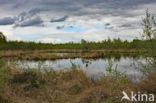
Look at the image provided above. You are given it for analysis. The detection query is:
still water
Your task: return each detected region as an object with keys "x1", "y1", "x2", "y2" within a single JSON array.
[{"x1": 7, "y1": 54, "x2": 145, "y2": 82}]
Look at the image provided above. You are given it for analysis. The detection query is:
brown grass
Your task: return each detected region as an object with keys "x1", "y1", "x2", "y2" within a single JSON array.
[
  {"x1": 0, "y1": 49, "x2": 141, "y2": 60},
  {"x1": 0, "y1": 67, "x2": 155, "y2": 103}
]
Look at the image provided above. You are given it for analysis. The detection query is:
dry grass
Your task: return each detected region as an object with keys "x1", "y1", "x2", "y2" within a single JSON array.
[
  {"x1": 0, "y1": 67, "x2": 155, "y2": 103},
  {"x1": 138, "y1": 72, "x2": 156, "y2": 94},
  {"x1": 0, "y1": 49, "x2": 141, "y2": 60}
]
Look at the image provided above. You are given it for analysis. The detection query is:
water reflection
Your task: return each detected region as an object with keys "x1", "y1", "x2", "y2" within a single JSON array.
[{"x1": 7, "y1": 54, "x2": 145, "y2": 83}]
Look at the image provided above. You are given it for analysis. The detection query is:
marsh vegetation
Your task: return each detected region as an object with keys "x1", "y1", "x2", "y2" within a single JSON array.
[{"x1": 0, "y1": 10, "x2": 156, "y2": 103}]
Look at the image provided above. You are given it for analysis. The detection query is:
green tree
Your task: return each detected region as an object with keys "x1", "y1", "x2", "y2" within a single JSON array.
[
  {"x1": 141, "y1": 9, "x2": 156, "y2": 73},
  {"x1": 142, "y1": 9, "x2": 156, "y2": 57},
  {"x1": 81, "y1": 39, "x2": 87, "y2": 44},
  {"x1": 0, "y1": 32, "x2": 7, "y2": 43}
]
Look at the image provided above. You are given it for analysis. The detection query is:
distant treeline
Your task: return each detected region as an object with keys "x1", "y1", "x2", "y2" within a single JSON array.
[{"x1": 0, "y1": 32, "x2": 156, "y2": 50}]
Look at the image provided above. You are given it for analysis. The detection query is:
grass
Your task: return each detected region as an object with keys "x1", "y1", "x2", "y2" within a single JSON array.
[
  {"x1": 0, "y1": 49, "x2": 141, "y2": 61},
  {"x1": 0, "y1": 66, "x2": 156, "y2": 103}
]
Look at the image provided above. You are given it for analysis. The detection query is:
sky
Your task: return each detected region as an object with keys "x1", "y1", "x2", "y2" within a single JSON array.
[{"x1": 0, "y1": 0, "x2": 156, "y2": 43}]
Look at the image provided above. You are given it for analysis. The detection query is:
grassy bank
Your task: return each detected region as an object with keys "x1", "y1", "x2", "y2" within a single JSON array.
[
  {"x1": 0, "y1": 49, "x2": 142, "y2": 60},
  {"x1": 0, "y1": 67, "x2": 156, "y2": 103}
]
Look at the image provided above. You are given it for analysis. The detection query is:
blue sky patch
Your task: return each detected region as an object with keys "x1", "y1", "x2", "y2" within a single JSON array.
[{"x1": 63, "y1": 27, "x2": 86, "y2": 33}]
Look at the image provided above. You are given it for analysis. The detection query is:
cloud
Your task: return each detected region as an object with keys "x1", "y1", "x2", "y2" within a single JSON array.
[
  {"x1": 51, "y1": 16, "x2": 68, "y2": 23},
  {"x1": 119, "y1": 24, "x2": 133, "y2": 29},
  {"x1": 0, "y1": 17, "x2": 15, "y2": 25},
  {"x1": 1, "y1": 0, "x2": 156, "y2": 18},
  {"x1": 105, "y1": 23, "x2": 111, "y2": 26},
  {"x1": 15, "y1": 16, "x2": 43, "y2": 27},
  {"x1": 28, "y1": 8, "x2": 41, "y2": 16},
  {"x1": 0, "y1": 0, "x2": 156, "y2": 43},
  {"x1": 38, "y1": 37, "x2": 62, "y2": 43},
  {"x1": 0, "y1": 25, "x2": 23, "y2": 41},
  {"x1": 0, "y1": 8, "x2": 44, "y2": 27},
  {"x1": 56, "y1": 25, "x2": 65, "y2": 29}
]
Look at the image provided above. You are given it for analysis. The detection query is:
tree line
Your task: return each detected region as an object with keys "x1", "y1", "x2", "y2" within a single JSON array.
[{"x1": 0, "y1": 32, "x2": 155, "y2": 50}]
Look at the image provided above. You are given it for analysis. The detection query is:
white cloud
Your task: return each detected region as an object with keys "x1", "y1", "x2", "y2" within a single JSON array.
[
  {"x1": 0, "y1": 25, "x2": 23, "y2": 41},
  {"x1": 38, "y1": 37, "x2": 62, "y2": 43}
]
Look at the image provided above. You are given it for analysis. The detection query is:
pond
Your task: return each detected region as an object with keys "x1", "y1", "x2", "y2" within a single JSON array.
[{"x1": 7, "y1": 54, "x2": 146, "y2": 83}]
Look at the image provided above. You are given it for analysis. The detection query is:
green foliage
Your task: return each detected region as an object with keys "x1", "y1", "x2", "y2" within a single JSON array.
[
  {"x1": 70, "y1": 60, "x2": 80, "y2": 70},
  {"x1": 0, "y1": 32, "x2": 6, "y2": 43},
  {"x1": 106, "y1": 60, "x2": 128, "y2": 82},
  {"x1": 81, "y1": 39, "x2": 87, "y2": 44},
  {"x1": 142, "y1": 9, "x2": 156, "y2": 40},
  {"x1": 138, "y1": 9, "x2": 156, "y2": 74},
  {"x1": 106, "y1": 60, "x2": 113, "y2": 73},
  {"x1": 142, "y1": 9, "x2": 156, "y2": 58},
  {"x1": 0, "y1": 32, "x2": 155, "y2": 50},
  {"x1": 71, "y1": 62, "x2": 77, "y2": 70}
]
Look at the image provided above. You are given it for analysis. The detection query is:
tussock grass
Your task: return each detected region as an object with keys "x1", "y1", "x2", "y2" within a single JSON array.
[{"x1": 0, "y1": 67, "x2": 155, "y2": 103}]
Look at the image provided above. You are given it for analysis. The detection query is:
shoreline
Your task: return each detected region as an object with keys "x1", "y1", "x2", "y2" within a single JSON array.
[{"x1": 0, "y1": 49, "x2": 143, "y2": 60}]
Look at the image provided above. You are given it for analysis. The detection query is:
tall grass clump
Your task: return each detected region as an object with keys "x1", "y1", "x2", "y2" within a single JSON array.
[{"x1": 106, "y1": 60, "x2": 128, "y2": 82}]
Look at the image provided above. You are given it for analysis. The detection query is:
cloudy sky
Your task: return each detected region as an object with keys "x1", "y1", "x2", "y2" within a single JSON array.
[{"x1": 0, "y1": 0, "x2": 156, "y2": 43}]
